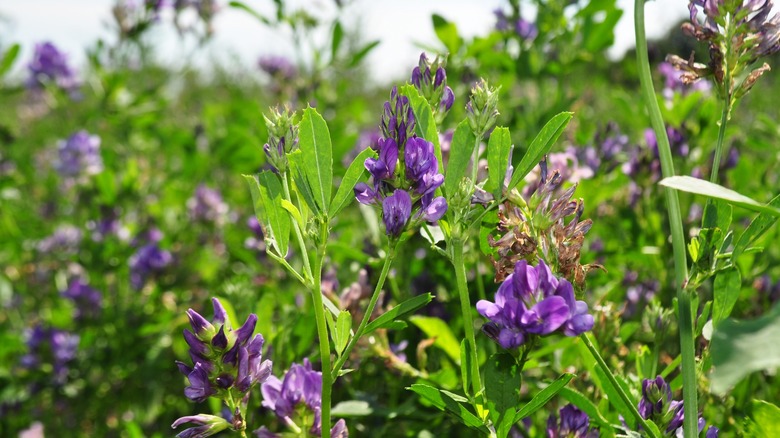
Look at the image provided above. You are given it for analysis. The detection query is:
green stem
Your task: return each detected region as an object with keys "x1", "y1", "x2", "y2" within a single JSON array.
[
  {"x1": 331, "y1": 244, "x2": 397, "y2": 380},
  {"x1": 634, "y1": 3, "x2": 698, "y2": 437},
  {"x1": 709, "y1": 98, "x2": 730, "y2": 183},
  {"x1": 452, "y1": 238, "x2": 484, "y2": 401},
  {"x1": 281, "y1": 172, "x2": 331, "y2": 432},
  {"x1": 580, "y1": 334, "x2": 660, "y2": 438},
  {"x1": 470, "y1": 133, "x2": 482, "y2": 189}
]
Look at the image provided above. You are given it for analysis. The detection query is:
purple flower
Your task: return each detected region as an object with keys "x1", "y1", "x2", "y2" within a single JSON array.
[
  {"x1": 382, "y1": 190, "x2": 412, "y2": 237},
  {"x1": 638, "y1": 376, "x2": 716, "y2": 436},
  {"x1": 258, "y1": 56, "x2": 298, "y2": 81},
  {"x1": 61, "y1": 278, "x2": 102, "y2": 319},
  {"x1": 547, "y1": 404, "x2": 599, "y2": 437},
  {"x1": 26, "y1": 42, "x2": 79, "y2": 93},
  {"x1": 187, "y1": 184, "x2": 229, "y2": 224},
  {"x1": 129, "y1": 242, "x2": 172, "y2": 290},
  {"x1": 37, "y1": 225, "x2": 82, "y2": 254},
  {"x1": 365, "y1": 137, "x2": 398, "y2": 182},
  {"x1": 380, "y1": 87, "x2": 415, "y2": 148},
  {"x1": 259, "y1": 359, "x2": 348, "y2": 437},
  {"x1": 404, "y1": 137, "x2": 443, "y2": 195},
  {"x1": 178, "y1": 298, "x2": 271, "y2": 403},
  {"x1": 171, "y1": 414, "x2": 230, "y2": 438},
  {"x1": 515, "y1": 18, "x2": 538, "y2": 41},
  {"x1": 476, "y1": 260, "x2": 594, "y2": 349},
  {"x1": 494, "y1": 9, "x2": 510, "y2": 31},
  {"x1": 56, "y1": 131, "x2": 103, "y2": 178},
  {"x1": 419, "y1": 195, "x2": 447, "y2": 222},
  {"x1": 410, "y1": 53, "x2": 454, "y2": 120}
]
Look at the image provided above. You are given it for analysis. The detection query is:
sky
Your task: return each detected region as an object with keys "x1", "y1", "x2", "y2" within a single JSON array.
[{"x1": 1, "y1": 0, "x2": 689, "y2": 83}]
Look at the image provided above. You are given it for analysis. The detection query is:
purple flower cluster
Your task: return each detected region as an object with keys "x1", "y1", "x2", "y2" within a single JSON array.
[
  {"x1": 26, "y1": 42, "x2": 79, "y2": 93},
  {"x1": 258, "y1": 56, "x2": 298, "y2": 81},
  {"x1": 257, "y1": 359, "x2": 348, "y2": 438},
  {"x1": 187, "y1": 184, "x2": 229, "y2": 224},
  {"x1": 410, "y1": 53, "x2": 454, "y2": 119},
  {"x1": 173, "y1": 298, "x2": 272, "y2": 437},
  {"x1": 20, "y1": 325, "x2": 79, "y2": 385},
  {"x1": 129, "y1": 230, "x2": 172, "y2": 290},
  {"x1": 476, "y1": 260, "x2": 594, "y2": 349},
  {"x1": 36, "y1": 225, "x2": 82, "y2": 255},
  {"x1": 547, "y1": 404, "x2": 599, "y2": 437},
  {"x1": 354, "y1": 87, "x2": 447, "y2": 238},
  {"x1": 639, "y1": 376, "x2": 719, "y2": 437},
  {"x1": 176, "y1": 298, "x2": 271, "y2": 402},
  {"x1": 61, "y1": 278, "x2": 102, "y2": 319},
  {"x1": 494, "y1": 9, "x2": 538, "y2": 41},
  {"x1": 56, "y1": 131, "x2": 103, "y2": 179}
]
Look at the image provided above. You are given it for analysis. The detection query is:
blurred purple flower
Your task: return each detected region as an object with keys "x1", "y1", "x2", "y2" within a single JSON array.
[
  {"x1": 21, "y1": 325, "x2": 79, "y2": 385},
  {"x1": 61, "y1": 278, "x2": 102, "y2": 319},
  {"x1": 56, "y1": 131, "x2": 103, "y2": 178},
  {"x1": 129, "y1": 241, "x2": 172, "y2": 290},
  {"x1": 37, "y1": 225, "x2": 82, "y2": 254},
  {"x1": 515, "y1": 18, "x2": 538, "y2": 41},
  {"x1": 258, "y1": 56, "x2": 298, "y2": 81},
  {"x1": 547, "y1": 404, "x2": 599, "y2": 437},
  {"x1": 26, "y1": 42, "x2": 80, "y2": 93},
  {"x1": 622, "y1": 271, "x2": 659, "y2": 318},
  {"x1": 187, "y1": 184, "x2": 229, "y2": 224}
]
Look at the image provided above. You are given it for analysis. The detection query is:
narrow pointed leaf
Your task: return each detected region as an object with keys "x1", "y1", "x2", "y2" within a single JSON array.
[
  {"x1": 365, "y1": 293, "x2": 433, "y2": 334},
  {"x1": 486, "y1": 126, "x2": 512, "y2": 194},
  {"x1": 507, "y1": 112, "x2": 573, "y2": 192},
  {"x1": 335, "y1": 310, "x2": 351, "y2": 356},
  {"x1": 298, "y1": 107, "x2": 333, "y2": 215},
  {"x1": 330, "y1": 147, "x2": 376, "y2": 217},
  {"x1": 288, "y1": 150, "x2": 319, "y2": 215},
  {"x1": 713, "y1": 268, "x2": 741, "y2": 327},
  {"x1": 733, "y1": 193, "x2": 780, "y2": 261},
  {"x1": 444, "y1": 120, "x2": 476, "y2": 197},
  {"x1": 659, "y1": 176, "x2": 780, "y2": 217},
  {"x1": 243, "y1": 173, "x2": 290, "y2": 256},
  {"x1": 408, "y1": 384, "x2": 488, "y2": 431},
  {"x1": 512, "y1": 374, "x2": 574, "y2": 423},
  {"x1": 0, "y1": 43, "x2": 21, "y2": 77}
]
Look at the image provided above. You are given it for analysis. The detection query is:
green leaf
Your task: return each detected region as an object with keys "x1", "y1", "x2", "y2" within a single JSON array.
[
  {"x1": 484, "y1": 353, "x2": 522, "y2": 426},
  {"x1": 409, "y1": 315, "x2": 461, "y2": 364},
  {"x1": 349, "y1": 40, "x2": 380, "y2": 67},
  {"x1": 558, "y1": 387, "x2": 611, "y2": 428},
  {"x1": 335, "y1": 310, "x2": 352, "y2": 356},
  {"x1": 407, "y1": 384, "x2": 487, "y2": 431},
  {"x1": 745, "y1": 400, "x2": 780, "y2": 437},
  {"x1": 280, "y1": 199, "x2": 304, "y2": 230},
  {"x1": 712, "y1": 268, "x2": 741, "y2": 327},
  {"x1": 659, "y1": 176, "x2": 780, "y2": 217},
  {"x1": 331, "y1": 21, "x2": 344, "y2": 61},
  {"x1": 486, "y1": 127, "x2": 512, "y2": 194},
  {"x1": 330, "y1": 147, "x2": 376, "y2": 217},
  {"x1": 366, "y1": 293, "x2": 433, "y2": 334},
  {"x1": 711, "y1": 303, "x2": 780, "y2": 395},
  {"x1": 229, "y1": 1, "x2": 271, "y2": 24},
  {"x1": 400, "y1": 85, "x2": 443, "y2": 174},
  {"x1": 431, "y1": 14, "x2": 462, "y2": 53},
  {"x1": 0, "y1": 43, "x2": 21, "y2": 77},
  {"x1": 444, "y1": 120, "x2": 476, "y2": 197},
  {"x1": 298, "y1": 107, "x2": 333, "y2": 215},
  {"x1": 288, "y1": 150, "x2": 319, "y2": 215},
  {"x1": 733, "y1": 194, "x2": 780, "y2": 261},
  {"x1": 243, "y1": 173, "x2": 290, "y2": 256},
  {"x1": 331, "y1": 400, "x2": 373, "y2": 417},
  {"x1": 507, "y1": 112, "x2": 573, "y2": 192},
  {"x1": 513, "y1": 374, "x2": 574, "y2": 423}
]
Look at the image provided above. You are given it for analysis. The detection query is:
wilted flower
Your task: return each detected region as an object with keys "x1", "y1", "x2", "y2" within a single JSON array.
[
  {"x1": 258, "y1": 359, "x2": 348, "y2": 437},
  {"x1": 55, "y1": 131, "x2": 103, "y2": 179},
  {"x1": 670, "y1": 0, "x2": 780, "y2": 99},
  {"x1": 476, "y1": 260, "x2": 594, "y2": 349},
  {"x1": 187, "y1": 184, "x2": 229, "y2": 225},
  {"x1": 26, "y1": 42, "x2": 79, "y2": 93},
  {"x1": 491, "y1": 160, "x2": 600, "y2": 289},
  {"x1": 547, "y1": 404, "x2": 599, "y2": 437}
]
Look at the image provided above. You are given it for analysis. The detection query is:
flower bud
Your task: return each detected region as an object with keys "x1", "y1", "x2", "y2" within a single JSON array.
[{"x1": 466, "y1": 79, "x2": 500, "y2": 137}]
